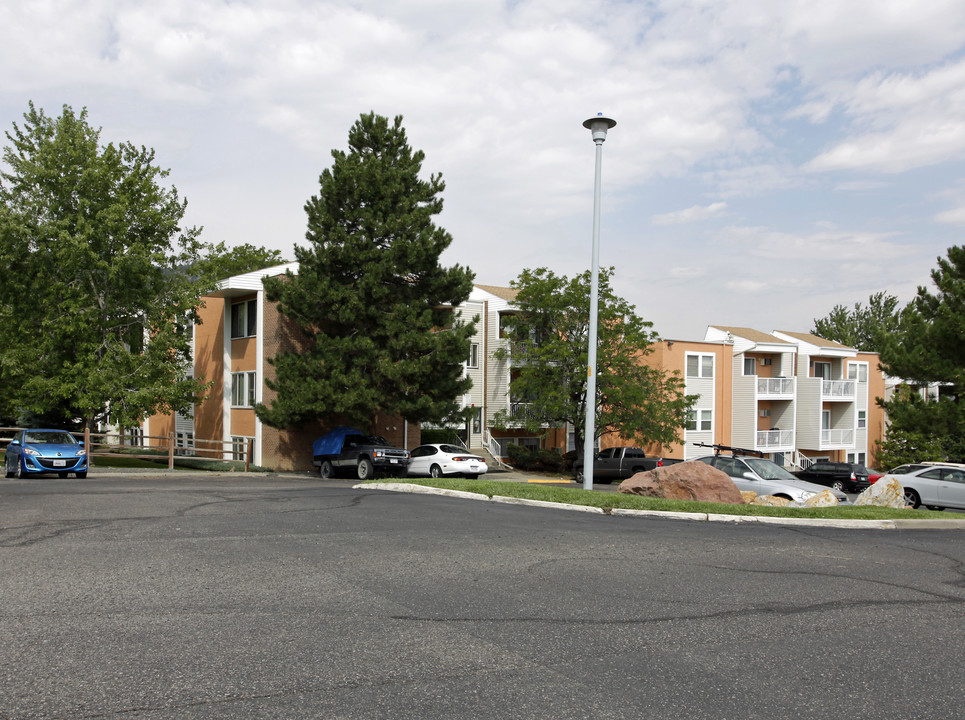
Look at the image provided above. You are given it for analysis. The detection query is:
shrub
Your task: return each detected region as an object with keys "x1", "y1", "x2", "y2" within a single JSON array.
[{"x1": 506, "y1": 444, "x2": 566, "y2": 473}]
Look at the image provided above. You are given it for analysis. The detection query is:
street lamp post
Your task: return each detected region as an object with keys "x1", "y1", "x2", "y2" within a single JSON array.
[{"x1": 581, "y1": 113, "x2": 616, "y2": 491}]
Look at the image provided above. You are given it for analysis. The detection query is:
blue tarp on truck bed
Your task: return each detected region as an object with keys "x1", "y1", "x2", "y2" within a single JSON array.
[{"x1": 312, "y1": 426, "x2": 362, "y2": 457}]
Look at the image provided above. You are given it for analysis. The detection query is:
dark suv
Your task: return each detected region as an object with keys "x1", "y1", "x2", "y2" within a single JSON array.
[{"x1": 792, "y1": 462, "x2": 870, "y2": 493}]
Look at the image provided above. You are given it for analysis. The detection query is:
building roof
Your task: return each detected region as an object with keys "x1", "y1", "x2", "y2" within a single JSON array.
[
  {"x1": 473, "y1": 284, "x2": 518, "y2": 301},
  {"x1": 774, "y1": 330, "x2": 854, "y2": 351},
  {"x1": 708, "y1": 326, "x2": 792, "y2": 345}
]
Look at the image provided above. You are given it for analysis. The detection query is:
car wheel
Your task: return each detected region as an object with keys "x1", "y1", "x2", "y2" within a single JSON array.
[
  {"x1": 75, "y1": 472, "x2": 87, "y2": 479},
  {"x1": 357, "y1": 457, "x2": 374, "y2": 481},
  {"x1": 319, "y1": 460, "x2": 334, "y2": 479},
  {"x1": 429, "y1": 464, "x2": 443, "y2": 478},
  {"x1": 831, "y1": 480, "x2": 845, "y2": 492},
  {"x1": 574, "y1": 468, "x2": 584, "y2": 483},
  {"x1": 904, "y1": 488, "x2": 921, "y2": 509},
  {"x1": 13, "y1": 461, "x2": 22, "y2": 479}
]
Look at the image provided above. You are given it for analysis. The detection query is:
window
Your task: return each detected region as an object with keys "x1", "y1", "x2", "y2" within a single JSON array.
[
  {"x1": 686, "y1": 354, "x2": 714, "y2": 378},
  {"x1": 230, "y1": 299, "x2": 257, "y2": 339},
  {"x1": 468, "y1": 343, "x2": 479, "y2": 368},
  {"x1": 857, "y1": 410, "x2": 867, "y2": 429},
  {"x1": 231, "y1": 371, "x2": 257, "y2": 407},
  {"x1": 743, "y1": 357, "x2": 757, "y2": 376},
  {"x1": 175, "y1": 432, "x2": 195, "y2": 456},
  {"x1": 231, "y1": 436, "x2": 251, "y2": 461},
  {"x1": 813, "y1": 361, "x2": 831, "y2": 379},
  {"x1": 123, "y1": 427, "x2": 144, "y2": 447},
  {"x1": 686, "y1": 409, "x2": 712, "y2": 431},
  {"x1": 848, "y1": 363, "x2": 868, "y2": 382}
]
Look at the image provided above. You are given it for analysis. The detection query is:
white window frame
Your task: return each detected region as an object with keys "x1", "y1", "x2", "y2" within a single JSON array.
[
  {"x1": 230, "y1": 299, "x2": 257, "y2": 339},
  {"x1": 468, "y1": 342, "x2": 479, "y2": 369},
  {"x1": 848, "y1": 362, "x2": 869, "y2": 382},
  {"x1": 231, "y1": 371, "x2": 257, "y2": 408},
  {"x1": 685, "y1": 409, "x2": 713, "y2": 432},
  {"x1": 857, "y1": 410, "x2": 867, "y2": 429},
  {"x1": 686, "y1": 353, "x2": 714, "y2": 378},
  {"x1": 231, "y1": 436, "x2": 252, "y2": 461},
  {"x1": 743, "y1": 357, "x2": 757, "y2": 376}
]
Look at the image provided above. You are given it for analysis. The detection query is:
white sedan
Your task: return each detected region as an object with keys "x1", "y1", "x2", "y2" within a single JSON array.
[
  {"x1": 881, "y1": 462, "x2": 965, "y2": 510},
  {"x1": 408, "y1": 444, "x2": 488, "y2": 479}
]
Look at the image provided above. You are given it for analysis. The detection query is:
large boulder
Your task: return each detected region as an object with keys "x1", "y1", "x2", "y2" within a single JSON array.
[
  {"x1": 618, "y1": 461, "x2": 745, "y2": 504},
  {"x1": 800, "y1": 488, "x2": 841, "y2": 507},
  {"x1": 749, "y1": 494, "x2": 791, "y2": 507},
  {"x1": 854, "y1": 476, "x2": 909, "y2": 508}
]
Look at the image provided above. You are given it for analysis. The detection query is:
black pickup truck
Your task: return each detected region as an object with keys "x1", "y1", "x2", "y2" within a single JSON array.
[
  {"x1": 312, "y1": 426, "x2": 410, "y2": 480},
  {"x1": 573, "y1": 446, "x2": 681, "y2": 484}
]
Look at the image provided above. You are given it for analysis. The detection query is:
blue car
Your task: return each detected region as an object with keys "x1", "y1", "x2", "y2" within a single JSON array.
[{"x1": 5, "y1": 429, "x2": 88, "y2": 479}]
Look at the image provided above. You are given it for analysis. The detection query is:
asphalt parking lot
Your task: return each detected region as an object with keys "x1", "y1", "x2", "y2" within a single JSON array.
[{"x1": 3, "y1": 472, "x2": 965, "y2": 719}]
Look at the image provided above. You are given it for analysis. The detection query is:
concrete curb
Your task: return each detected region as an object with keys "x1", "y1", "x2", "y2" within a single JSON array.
[{"x1": 357, "y1": 482, "x2": 965, "y2": 530}]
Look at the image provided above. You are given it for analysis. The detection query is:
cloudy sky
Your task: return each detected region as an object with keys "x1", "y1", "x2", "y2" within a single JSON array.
[{"x1": 3, "y1": 0, "x2": 965, "y2": 340}]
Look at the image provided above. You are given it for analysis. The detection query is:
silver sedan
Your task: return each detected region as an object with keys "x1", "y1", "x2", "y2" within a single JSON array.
[
  {"x1": 694, "y1": 454, "x2": 850, "y2": 504},
  {"x1": 881, "y1": 463, "x2": 965, "y2": 510}
]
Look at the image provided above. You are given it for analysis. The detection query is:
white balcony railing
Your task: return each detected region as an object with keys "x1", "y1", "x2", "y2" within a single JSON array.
[
  {"x1": 756, "y1": 429, "x2": 794, "y2": 449},
  {"x1": 757, "y1": 377, "x2": 794, "y2": 396},
  {"x1": 821, "y1": 429, "x2": 853, "y2": 445},
  {"x1": 822, "y1": 379, "x2": 855, "y2": 399}
]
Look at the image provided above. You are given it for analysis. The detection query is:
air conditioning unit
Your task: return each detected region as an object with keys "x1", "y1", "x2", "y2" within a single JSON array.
[
  {"x1": 761, "y1": 358, "x2": 772, "y2": 366},
  {"x1": 760, "y1": 409, "x2": 771, "y2": 417}
]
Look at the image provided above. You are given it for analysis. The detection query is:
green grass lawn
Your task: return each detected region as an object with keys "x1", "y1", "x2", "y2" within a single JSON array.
[{"x1": 372, "y1": 476, "x2": 955, "y2": 521}]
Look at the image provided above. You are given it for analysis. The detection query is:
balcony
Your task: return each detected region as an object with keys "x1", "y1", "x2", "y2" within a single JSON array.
[
  {"x1": 821, "y1": 428, "x2": 853, "y2": 447},
  {"x1": 756, "y1": 429, "x2": 794, "y2": 450},
  {"x1": 501, "y1": 402, "x2": 550, "y2": 428},
  {"x1": 757, "y1": 377, "x2": 794, "y2": 397},
  {"x1": 822, "y1": 379, "x2": 855, "y2": 401}
]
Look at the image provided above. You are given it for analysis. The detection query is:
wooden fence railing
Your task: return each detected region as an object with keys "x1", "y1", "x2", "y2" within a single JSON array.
[{"x1": 0, "y1": 427, "x2": 255, "y2": 472}]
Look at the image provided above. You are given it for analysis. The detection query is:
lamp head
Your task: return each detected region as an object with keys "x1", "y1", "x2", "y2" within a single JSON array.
[{"x1": 583, "y1": 113, "x2": 616, "y2": 142}]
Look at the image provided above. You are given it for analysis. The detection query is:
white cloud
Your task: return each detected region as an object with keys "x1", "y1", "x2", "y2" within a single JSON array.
[
  {"x1": 935, "y1": 205, "x2": 965, "y2": 225},
  {"x1": 652, "y1": 202, "x2": 727, "y2": 226},
  {"x1": 804, "y1": 58, "x2": 965, "y2": 173},
  {"x1": 1, "y1": 0, "x2": 964, "y2": 340}
]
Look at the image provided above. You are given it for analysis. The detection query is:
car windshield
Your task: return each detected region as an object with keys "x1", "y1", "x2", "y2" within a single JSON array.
[
  {"x1": 24, "y1": 431, "x2": 77, "y2": 445},
  {"x1": 743, "y1": 457, "x2": 798, "y2": 481},
  {"x1": 888, "y1": 464, "x2": 926, "y2": 475}
]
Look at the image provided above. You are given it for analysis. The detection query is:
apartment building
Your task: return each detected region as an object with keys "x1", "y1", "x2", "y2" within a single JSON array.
[
  {"x1": 143, "y1": 263, "x2": 416, "y2": 471},
  {"x1": 144, "y1": 263, "x2": 886, "y2": 471},
  {"x1": 640, "y1": 327, "x2": 885, "y2": 467}
]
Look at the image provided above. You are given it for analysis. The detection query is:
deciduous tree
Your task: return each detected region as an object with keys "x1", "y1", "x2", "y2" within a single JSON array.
[
  {"x1": 493, "y1": 267, "x2": 694, "y2": 456},
  {"x1": 0, "y1": 102, "x2": 220, "y2": 429},
  {"x1": 257, "y1": 112, "x2": 475, "y2": 430}
]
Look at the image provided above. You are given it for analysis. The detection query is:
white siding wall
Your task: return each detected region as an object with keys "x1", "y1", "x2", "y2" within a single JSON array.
[{"x1": 731, "y1": 354, "x2": 756, "y2": 449}]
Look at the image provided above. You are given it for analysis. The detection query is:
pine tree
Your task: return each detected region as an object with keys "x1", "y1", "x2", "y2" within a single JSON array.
[
  {"x1": 878, "y1": 246, "x2": 965, "y2": 462},
  {"x1": 257, "y1": 113, "x2": 475, "y2": 430}
]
